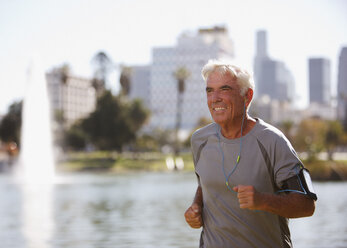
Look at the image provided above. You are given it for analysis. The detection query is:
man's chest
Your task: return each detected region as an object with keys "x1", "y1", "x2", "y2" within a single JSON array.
[{"x1": 196, "y1": 141, "x2": 274, "y2": 192}]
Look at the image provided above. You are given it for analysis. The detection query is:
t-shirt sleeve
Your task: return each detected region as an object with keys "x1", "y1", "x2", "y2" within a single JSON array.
[
  {"x1": 191, "y1": 133, "x2": 198, "y2": 166},
  {"x1": 273, "y1": 135, "x2": 303, "y2": 189},
  {"x1": 191, "y1": 132, "x2": 201, "y2": 186}
]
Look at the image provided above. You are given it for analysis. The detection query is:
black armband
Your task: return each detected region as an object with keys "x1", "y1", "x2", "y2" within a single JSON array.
[{"x1": 280, "y1": 167, "x2": 317, "y2": 201}]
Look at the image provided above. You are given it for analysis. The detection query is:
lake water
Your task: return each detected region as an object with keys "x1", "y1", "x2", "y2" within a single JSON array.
[{"x1": 0, "y1": 172, "x2": 346, "y2": 248}]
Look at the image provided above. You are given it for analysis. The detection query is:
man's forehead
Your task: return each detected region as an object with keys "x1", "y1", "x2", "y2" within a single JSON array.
[
  {"x1": 207, "y1": 71, "x2": 236, "y2": 82},
  {"x1": 206, "y1": 74, "x2": 238, "y2": 87}
]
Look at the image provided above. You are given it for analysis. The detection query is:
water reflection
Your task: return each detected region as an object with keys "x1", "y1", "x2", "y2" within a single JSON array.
[
  {"x1": 0, "y1": 173, "x2": 346, "y2": 248},
  {"x1": 0, "y1": 177, "x2": 25, "y2": 247},
  {"x1": 22, "y1": 184, "x2": 53, "y2": 248},
  {"x1": 31, "y1": 172, "x2": 200, "y2": 248}
]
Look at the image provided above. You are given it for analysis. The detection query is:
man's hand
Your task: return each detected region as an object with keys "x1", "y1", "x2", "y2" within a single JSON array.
[
  {"x1": 184, "y1": 203, "x2": 203, "y2": 228},
  {"x1": 233, "y1": 185, "x2": 263, "y2": 210}
]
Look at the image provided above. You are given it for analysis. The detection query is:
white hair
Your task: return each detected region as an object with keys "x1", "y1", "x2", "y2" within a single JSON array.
[{"x1": 201, "y1": 59, "x2": 255, "y2": 96}]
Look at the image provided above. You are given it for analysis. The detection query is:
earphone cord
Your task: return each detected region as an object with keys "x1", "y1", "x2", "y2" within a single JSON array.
[
  {"x1": 217, "y1": 104, "x2": 307, "y2": 196},
  {"x1": 218, "y1": 102, "x2": 246, "y2": 193}
]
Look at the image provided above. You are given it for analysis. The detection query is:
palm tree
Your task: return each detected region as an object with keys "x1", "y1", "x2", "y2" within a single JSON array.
[
  {"x1": 49, "y1": 64, "x2": 71, "y2": 128},
  {"x1": 91, "y1": 51, "x2": 113, "y2": 96},
  {"x1": 119, "y1": 66, "x2": 132, "y2": 96},
  {"x1": 173, "y1": 67, "x2": 190, "y2": 168}
]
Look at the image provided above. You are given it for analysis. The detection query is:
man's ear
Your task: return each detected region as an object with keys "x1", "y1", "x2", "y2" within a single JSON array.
[{"x1": 245, "y1": 88, "x2": 253, "y2": 106}]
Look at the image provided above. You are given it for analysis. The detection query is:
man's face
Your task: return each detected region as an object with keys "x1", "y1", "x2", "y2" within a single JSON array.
[{"x1": 206, "y1": 71, "x2": 245, "y2": 126}]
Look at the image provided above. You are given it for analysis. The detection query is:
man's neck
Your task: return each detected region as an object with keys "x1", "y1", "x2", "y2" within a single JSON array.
[{"x1": 220, "y1": 116, "x2": 256, "y2": 139}]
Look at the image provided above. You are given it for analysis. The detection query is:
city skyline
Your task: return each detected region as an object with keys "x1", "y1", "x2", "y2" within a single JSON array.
[{"x1": 1, "y1": 0, "x2": 347, "y2": 114}]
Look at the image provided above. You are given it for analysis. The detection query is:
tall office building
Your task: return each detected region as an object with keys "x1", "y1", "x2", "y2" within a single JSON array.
[
  {"x1": 259, "y1": 59, "x2": 294, "y2": 101},
  {"x1": 254, "y1": 30, "x2": 269, "y2": 98},
  {"x1": 253, "y1": 30, "x2": 294, "y2": 102},
  {"x1": 149, "y1": 26, "x2": 234, "y2": 131},
  {"x1": 256, "y1": 30, "x2": 268, "y2": 58},
  {"x1": 308, "y1": 58, "x2": 331, "y2": 105},
  {"x1": 337, "y1": 47, "x2": 347, "y2": 122}
]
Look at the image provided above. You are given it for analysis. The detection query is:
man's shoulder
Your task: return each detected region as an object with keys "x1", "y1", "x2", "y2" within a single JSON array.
[
  {"x1": 191, "y1": 122, "x2": 217, "y2": 144},
  {"x1": 253, "y1": 118, "x2": 286, "y2": 140},
  {"x1": 252, "y1": 118, "x2": 293, "y2": 152}
]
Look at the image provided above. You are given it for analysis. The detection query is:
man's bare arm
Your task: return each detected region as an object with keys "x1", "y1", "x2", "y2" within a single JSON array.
[{"x1": 233, "y1": 185, "x2": 315, "y2": 218}]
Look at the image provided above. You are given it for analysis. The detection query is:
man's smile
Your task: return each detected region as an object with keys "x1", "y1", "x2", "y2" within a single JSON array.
[{"x1": 212, "y1": 106, "x2": 228, "y2": 111}]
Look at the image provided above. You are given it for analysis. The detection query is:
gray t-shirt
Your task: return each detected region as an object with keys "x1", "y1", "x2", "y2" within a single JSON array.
[{"x1": 191, "y1": 118, "x2": 302, "y2": 248}]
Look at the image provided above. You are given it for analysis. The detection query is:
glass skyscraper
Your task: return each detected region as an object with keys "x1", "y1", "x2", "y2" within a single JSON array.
[{"x1": 308, "y1": 58, "x2": 331, "y2": 105}]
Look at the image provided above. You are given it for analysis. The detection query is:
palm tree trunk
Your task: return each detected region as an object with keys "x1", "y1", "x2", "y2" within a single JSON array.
[{"x1": 174, "y1": 91, "x2": 183, "y2": 169}]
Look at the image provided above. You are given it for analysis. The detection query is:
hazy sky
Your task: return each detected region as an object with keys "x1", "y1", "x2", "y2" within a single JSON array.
[{"x1": 1, "y1": 0, "x2": 347, "y2": 114}]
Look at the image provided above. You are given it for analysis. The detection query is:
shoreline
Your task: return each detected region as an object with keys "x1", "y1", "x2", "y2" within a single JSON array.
[
  {"x1": 1, "y1": 151, "x2": 347, "y2": 181},
  {"x1": 56, "y1": 152, "x2": 347, "y2": 181}
]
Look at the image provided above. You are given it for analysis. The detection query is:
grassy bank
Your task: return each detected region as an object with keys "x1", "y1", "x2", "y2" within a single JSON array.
[
  {"x1": 304, "y1": 159, "x2": 347, "y2": 181},
  {"x1": 58, "y1": 151, "x2": 347, "y2": 181},
  {"x1": 57, "y1": 151, "x2": 195, "y2": 173}
]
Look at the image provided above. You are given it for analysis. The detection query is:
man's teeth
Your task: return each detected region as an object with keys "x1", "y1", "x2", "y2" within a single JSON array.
[{"x1": 214, "y1": 107, "x2": 226, "y2": 111}]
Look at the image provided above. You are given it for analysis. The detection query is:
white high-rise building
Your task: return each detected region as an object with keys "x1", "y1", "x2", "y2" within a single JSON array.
[
  {"x1": 149, "y1": 26, "x2": 234, "y2": 131},
  {"x1": 46, "y1": 72, "x2": 96, "y2": 127}
]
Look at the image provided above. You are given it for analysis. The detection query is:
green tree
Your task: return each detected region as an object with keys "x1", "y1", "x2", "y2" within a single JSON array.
[
  {"x1": 293, "y1": 118, "x2": 327, "y2": 160},
  {"x1": 134, "y1": 128, "x2": 176, "y2": 152},
  {"x1": 127, "y1": 99, "x2": 149, "y2": 131},
  {"x1": 325, "y1": 120, "x2": 345, "y2": 160},
  {"x1": 79, "y1": 90, "x2": 149, "y2": 151},
  {"x1": 0, "y1": 101, "x2": 22, "y2": 145},
  {"x1": 279, "y1": 120, "x2": 294, "y2": 143},
  {"x1": 64, "y1": 122, "x2": 87, "y2": 150},
  {"x1": 134, "y1": 134, "x2": 158, "y2": 152},
  {"x1": 293, "y1": 118, "x2": 346, "y2": 161}
]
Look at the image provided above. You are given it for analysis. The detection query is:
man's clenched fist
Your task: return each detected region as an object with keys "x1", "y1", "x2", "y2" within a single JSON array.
[{"x1": 184, "y1": 203, "x2": 203, "y2": 228}]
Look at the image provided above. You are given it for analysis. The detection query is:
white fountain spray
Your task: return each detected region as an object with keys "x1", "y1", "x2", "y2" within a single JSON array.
[{"x1": 19, "y1": 56, "x2": 55, "y2": 184}]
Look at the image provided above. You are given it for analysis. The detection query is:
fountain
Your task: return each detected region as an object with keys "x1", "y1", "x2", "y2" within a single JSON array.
[
  {"x1": 11, "y1": 56, "x2": 56, "y2": 248},
  {"x1": 18, "y1": 56, "x2": 55, "y2": 184}
]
